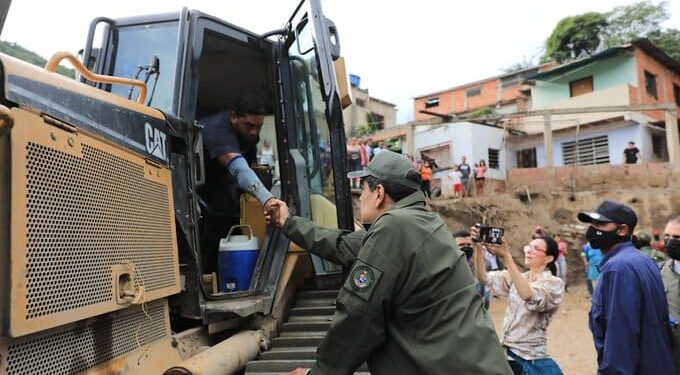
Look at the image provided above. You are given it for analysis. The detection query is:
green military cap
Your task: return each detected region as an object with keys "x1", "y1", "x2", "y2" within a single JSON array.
[
  {"x1": 634, "y1": 229, "x2": 651, "y2": 243},
  {"x1": 347, "y1": 150, "x2": 421, "y2": 190}
]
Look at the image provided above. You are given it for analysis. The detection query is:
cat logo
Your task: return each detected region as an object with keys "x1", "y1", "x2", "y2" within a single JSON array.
[{"x1": 144, "y1": 122, "x2": 167, "y2": 161}]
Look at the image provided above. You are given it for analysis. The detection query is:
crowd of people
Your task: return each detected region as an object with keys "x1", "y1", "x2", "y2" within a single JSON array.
[
  {"x1": 266, "y1": 151, "x2": 680, "y2": 374},
  {"x1": 205, "y1": 95, "x2": 678, "y2": 374}
]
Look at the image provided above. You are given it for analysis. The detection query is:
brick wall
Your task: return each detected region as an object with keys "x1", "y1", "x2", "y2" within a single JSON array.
[
  {"x1": 414, "y1": 79, "x2": 525, "y2": 121},
  {"x1": 633, "y1": 48, "x2": 680, "y2": 121},
  {"x1": 506, "y1": 163, "x2": 676, "y2": 193}
]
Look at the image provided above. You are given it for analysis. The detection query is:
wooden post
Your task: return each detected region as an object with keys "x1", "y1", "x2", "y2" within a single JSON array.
[
  {"x1": 666, "y1": 109, "x2": 679, "y2": 164},
  {"x1": 543, "y1": 114, "x2": 554, "y2": 167}
]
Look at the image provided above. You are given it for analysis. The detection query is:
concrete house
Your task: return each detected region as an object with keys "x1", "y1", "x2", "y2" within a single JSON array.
[
  {"x1": 343, "y1": 75, "x2": 397, "y2": 137},
  {"x1": 414, "y1": 122, "x2": 506, "y2": 196},
  {"x1": 509, "y1": 39, "x2": 680, "y2": 169},
  {"x1": 412, "y1": 63, "x2": 554, "y2": 122}
]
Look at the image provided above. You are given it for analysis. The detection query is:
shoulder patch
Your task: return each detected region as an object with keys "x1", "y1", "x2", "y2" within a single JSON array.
[{"x1": 343, "y1": 259, "x2": 383, "y2": 302}]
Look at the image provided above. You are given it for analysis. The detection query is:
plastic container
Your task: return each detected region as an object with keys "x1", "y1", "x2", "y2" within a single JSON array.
[
  {"x1": 218, "y1": 225, "x2": 259, "y2": 292},
  {"x1": 349, "y1": 74, "x2": 361, "y2": 87}
]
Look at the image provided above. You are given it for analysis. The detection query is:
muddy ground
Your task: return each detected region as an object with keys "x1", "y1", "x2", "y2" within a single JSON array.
[{"x1": 488, "y1": 285, "x2": 597, "y2": 375}]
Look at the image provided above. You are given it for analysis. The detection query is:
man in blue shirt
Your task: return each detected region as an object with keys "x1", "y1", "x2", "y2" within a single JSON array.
[
  {"x1": 198, "y1": 94, "x2": 276, "y2": 271},
  {"x1": 578, "y1": 200, "x2": 674, "y2": 374},
  {"x1": 581, "y1": 242, "x2": 603, "y2": 296}
]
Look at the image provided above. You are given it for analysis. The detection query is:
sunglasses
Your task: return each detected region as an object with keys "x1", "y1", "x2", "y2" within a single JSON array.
[{"x1": 523, "y1": 245, "x2": 547, "y2": 254}]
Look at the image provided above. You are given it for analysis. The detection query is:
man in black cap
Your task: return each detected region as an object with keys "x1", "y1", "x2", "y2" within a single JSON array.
[
  {"x1": 578, "y1": 200, "x2": 674, "y2": 375},
  {"x1": 265, "y1": 150, "x2": 512, "y2": 375}
]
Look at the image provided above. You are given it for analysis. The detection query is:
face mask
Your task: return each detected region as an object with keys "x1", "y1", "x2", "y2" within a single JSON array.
[
  {"x1": 586, "y1": 225, "x2": 626, "y2": 250},
  {"x1": 665, "y1": 239, "x2": 680, "y2": 260},
  {"x1": 460, "y1": 246, "x2": 473, "y2": 259}
]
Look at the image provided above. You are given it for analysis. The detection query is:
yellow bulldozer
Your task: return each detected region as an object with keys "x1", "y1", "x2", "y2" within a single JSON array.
[{"x1": 0, "y1": 1, "x2": 357, "y2": 373}]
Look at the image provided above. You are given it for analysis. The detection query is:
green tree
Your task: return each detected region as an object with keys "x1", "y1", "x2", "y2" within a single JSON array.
[
  {"x1": 0, "y1": 40, "x2": 75, "y2": 78},
  {"x1": 357, "y1": 113, "x2": 378, "y2": 136},
  {"x1": 542, "y1": 12, "x2": 608, "y2": 63},
  {"x1": 647, "y1": 28, "x2": 680, "y2": 60},
  {"x1": 501, "y1": 56, "x2": 536, "y2": 74},
  {"x1": 542, "y1": 1, "x2": 680, "y2": 63},
  {"x1": 602, "y1": 1, "x2": 669, "y2": 48}
]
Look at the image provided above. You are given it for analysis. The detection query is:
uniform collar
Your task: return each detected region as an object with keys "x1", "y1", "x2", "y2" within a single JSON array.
[
  {"x1": 369, "y1": 191, "x2": 426, "y2": 228},
  {"x1": 392, "y1": 190, "x2": 426, "y2": 209}
]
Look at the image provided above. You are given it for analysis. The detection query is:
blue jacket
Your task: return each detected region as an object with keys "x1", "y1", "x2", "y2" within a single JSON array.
[{"x1": 589, "y1": 241, "x2": 674, "y2": 374}]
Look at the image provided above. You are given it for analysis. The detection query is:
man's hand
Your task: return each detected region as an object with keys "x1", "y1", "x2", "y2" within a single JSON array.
[
  {"x1": 264, "y1": 198, "x2": 289, "y2": 228},
  {"x1": 284, "y1": 368, "x2": 309, "y2": 375}
]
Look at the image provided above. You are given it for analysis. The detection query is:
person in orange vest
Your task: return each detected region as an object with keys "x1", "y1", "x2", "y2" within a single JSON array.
[{"x1": 418, "y1": 160, "x2": 432, "y2": 198}]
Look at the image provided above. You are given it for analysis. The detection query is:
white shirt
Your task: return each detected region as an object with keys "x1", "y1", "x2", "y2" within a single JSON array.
[
  {"x1": 448, "y1": 170, "x2": 462, "y2": 184},
  {"x1": 486, "y1": 270, "x2": 564, "y2": 360},
  {"x1": 259, "y1": 147, "x2": 275, "y2": 166}
]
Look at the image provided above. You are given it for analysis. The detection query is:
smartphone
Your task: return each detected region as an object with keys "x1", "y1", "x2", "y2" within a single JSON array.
[{"x1": 478, "y1": 225, "x2": 504, "y2": 245}]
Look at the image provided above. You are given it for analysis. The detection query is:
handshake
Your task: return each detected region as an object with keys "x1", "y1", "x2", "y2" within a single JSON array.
[{"x1": 264, "y1": 198, "x2": 290, "y2": 228}]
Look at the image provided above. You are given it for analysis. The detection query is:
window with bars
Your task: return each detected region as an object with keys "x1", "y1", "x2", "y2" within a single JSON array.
[
  {"x1": 466, "y1": 88, "x2": 481, "y2": 97},
  {"x1": 652, "y1": 133, "x2": 667, "y2": 161},
  {"x1": 488, "y1": 148, "x2": 500, "y2": 169},
  {"x1": 645, "y1": 70, "x2": 658, "y2": 98},
  {"x1": 562, "y1": 135, "x2": 610, "y2": 165},
  {"x1": 516, "y1": 147, "x2": 537, "y2": 168},
  {"x1": 425, "y1": 97, "x2": 440, "y2": 108}
]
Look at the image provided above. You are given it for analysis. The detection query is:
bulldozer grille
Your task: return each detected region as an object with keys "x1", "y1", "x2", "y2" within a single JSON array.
[
  {"x1": 3, "y1": 300, "x2": 169, "y2": 375},
  {"x1": 24, "y1": 143, "x2": 175, "y2": 318},
  {"x1": 8, "y1": 109, "x2": 179, "y2": 337}
]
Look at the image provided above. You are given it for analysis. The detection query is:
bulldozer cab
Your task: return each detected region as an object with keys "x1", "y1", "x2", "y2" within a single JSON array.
[{"x1": 81, "y1": 0, "x2": 352, "y2": 323}]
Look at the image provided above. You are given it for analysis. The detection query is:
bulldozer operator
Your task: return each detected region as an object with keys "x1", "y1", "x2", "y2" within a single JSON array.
[{"x1": 198, "y1": 93, "x2": 277, "y2": 270}]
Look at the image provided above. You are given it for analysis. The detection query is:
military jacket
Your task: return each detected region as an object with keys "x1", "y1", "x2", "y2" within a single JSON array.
[
  {"x1": 281, "y1": 191, "x2": 512, "y2": 375},
  {"x1": 661, "y1": 260, "x2": 680, "y2": 375}
]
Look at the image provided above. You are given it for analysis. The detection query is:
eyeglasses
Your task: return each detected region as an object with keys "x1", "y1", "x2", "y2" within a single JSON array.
[{"x1": 523, "y1": 245, "x2": 546, "y2": 254}]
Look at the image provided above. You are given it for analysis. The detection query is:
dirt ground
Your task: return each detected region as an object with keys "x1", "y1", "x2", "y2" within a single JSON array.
[{"x1": 488, "y1": 284, "x2": 597, "y2": 375}]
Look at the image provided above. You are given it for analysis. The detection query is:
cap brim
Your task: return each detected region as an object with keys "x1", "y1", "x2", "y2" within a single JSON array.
[
  {"x1": 577, "y1": 212, "x2": 613, "y2": 224},
  {"x1": 347, "y1": 169, "x2": 370, "y2": 179}
]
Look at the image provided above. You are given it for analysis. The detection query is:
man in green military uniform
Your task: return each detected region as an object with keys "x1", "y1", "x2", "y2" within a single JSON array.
[
  {"x1": 265, "y1": 150, "x2": 512, "y2": 375},
  {"x1": 660, "y1": 216, "x2": 680, "y2": 374},
  {"x1": 635, "y1": 229, "x2": 668, "y2": 264}
]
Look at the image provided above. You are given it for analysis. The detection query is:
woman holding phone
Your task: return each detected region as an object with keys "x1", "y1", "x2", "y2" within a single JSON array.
[{"x1": 471, "y1": 227, "x2": 565, "y2": 375}]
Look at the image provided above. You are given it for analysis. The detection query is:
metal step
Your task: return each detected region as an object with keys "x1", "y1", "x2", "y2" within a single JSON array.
[
  {"x1": 288, "y1": 306, "x2": 336, "y2": 316},
  {"x1": 245, "y1": 288, "x2": 372, "y2": 374},
  {"x1": 288, "y1": 315, "x2": 334, "y2": 323},
  {"x1": 246, "y1": 360, "x2": 369, "y2": 372},
  {"x1": 279, "y1": 330, "x2": 327, "y2": 338},
  {"x1": 270, "y1": 336, "x2": 324, "y2": 348},
  {"x1": 293, "y1": 297, "x2": 337, "y2": 307},
  {"x1": 296, "y1": 290, "x2": 339, "y2": 299},
  {"x1": 280, "y1": 321, "x2": 332, "y2": 332},
  {"x1": 259, "y1": 347, "x2": 317, "y2": 360}
]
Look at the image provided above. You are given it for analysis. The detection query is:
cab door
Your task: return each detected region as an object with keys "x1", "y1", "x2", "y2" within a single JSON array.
[{"x1": 278, "y1": 0, "x2": 353, "y2": 276}]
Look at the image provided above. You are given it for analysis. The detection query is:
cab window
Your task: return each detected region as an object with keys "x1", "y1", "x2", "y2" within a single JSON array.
[
  {"x1": 287, "y1": 16, "x2": 335, "y2": 202},
  {"x1": 109, "y1": 21, "x2": 180, "y2": 112}
]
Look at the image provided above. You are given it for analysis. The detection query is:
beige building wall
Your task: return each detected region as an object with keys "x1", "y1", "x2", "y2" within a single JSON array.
[{"x1": 342, "y1": 86, "x2": 397, "y2": 137}]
